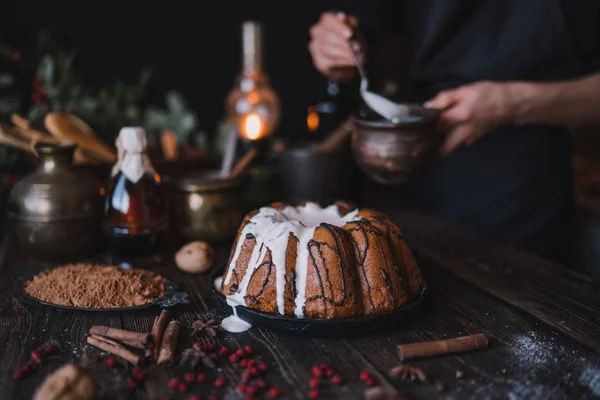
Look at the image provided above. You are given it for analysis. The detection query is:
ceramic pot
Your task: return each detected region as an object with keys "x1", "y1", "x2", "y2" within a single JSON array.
[
  {"x1": 351, "y1": 104, "x2": 441, "y2": 184},
  {"x1": 165, "y1": 170, "x2": 248, "y2": 243},
  {"x1": 7, "y1": 143, "x2": 105, "y2": 260}
]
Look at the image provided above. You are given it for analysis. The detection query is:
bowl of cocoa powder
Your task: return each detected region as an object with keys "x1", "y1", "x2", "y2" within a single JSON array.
[{"x1": 20, "y1": 264, "x2": 179, "y2": 311}]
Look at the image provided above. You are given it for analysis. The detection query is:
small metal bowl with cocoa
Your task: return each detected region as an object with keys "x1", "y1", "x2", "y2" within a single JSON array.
[
  {"x1": 165, "y1": 170, "x2": 248, "y2": 243},
  {"x1": 351, "y1": 104, "x2": 442, "y2": 185}
]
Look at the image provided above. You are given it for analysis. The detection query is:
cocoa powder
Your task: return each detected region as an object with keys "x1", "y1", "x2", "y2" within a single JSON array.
[{"x1": 25, "y1": 264, "x2": 165, "y2": 308}]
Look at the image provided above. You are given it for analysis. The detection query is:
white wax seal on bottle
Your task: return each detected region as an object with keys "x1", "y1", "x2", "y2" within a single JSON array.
[{"x1": 111, "y1": 127, "x2": 155, "y2": 184}]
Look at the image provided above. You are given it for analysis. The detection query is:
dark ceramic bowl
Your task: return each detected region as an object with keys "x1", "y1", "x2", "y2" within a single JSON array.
[{"x1": 351, "y1": 104, "x2": 442, "y2": 185}]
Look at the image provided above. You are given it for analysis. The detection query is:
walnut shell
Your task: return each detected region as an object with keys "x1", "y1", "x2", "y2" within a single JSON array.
[
  {"x1": 33, "y1": 364, "x2": 95, "y2": 400},
  {"x1": 175, "y1": 241, "x2": 214, "y2": 273}
]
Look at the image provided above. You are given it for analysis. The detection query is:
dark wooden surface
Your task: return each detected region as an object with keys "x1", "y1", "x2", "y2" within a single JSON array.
[{"x1": 1, "y1": 208, "x2": 599, "y2": 400}]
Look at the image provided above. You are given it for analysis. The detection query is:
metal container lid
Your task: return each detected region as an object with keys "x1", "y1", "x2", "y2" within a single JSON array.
[{"x1": 164, "y1": 170, "x2": 248, "y2": 193}]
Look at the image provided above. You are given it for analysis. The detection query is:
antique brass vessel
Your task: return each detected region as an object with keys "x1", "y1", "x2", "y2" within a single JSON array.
[
  {"x1": 166, "y1": 170, "x2": 248, "y2": 243},
  {"x1": 7, "y1": 142, "x2": 105, "y2": 260}
]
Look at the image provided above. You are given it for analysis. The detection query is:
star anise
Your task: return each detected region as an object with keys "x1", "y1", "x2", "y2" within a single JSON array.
[
  {"x1": 389, "y1": 365, "x2": 428, "y2": 383},
  {"x1": 191, "y1": 318, "x2": 223, "y2": 337},
  {"x1": 179, "y1": 347, "x2": 217, "y2": 369}
]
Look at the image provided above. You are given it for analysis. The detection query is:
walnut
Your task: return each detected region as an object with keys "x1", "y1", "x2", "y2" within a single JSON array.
[
  {"x1": 175, "y1": 241, "x2": 214, "y2": 273},
  {"x1": 33, "y1": 364, "x2": 95, "y2": 400}
]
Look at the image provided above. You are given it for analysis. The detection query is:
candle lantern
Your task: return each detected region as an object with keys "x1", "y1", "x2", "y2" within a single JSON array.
[
  {"x1": 225, "y1": 21, "x2": 281, "y2": 147},
  {"x1": 222, "y1": 20, "x2": 282, "y2": 208}
]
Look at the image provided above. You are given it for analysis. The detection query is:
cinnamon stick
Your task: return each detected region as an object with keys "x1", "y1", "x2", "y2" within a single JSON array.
[
  {"x1": 146, "y1": 309, "x2": 170, "y2": 360},
  {"x1": 317, "y1": 117, "x2": 352, "y2": 153},
  {"x1": 230, "y1": 146, "x2": 258, "y2": 178},
  {"x1": 87, "y1": 335, "x2": 142, "y2": 366},
  {"x1": 157, "y1": 320, "x2": 181, "y2": 367},
  {"x1": 397, "y1": 334, "x2": 489, "y2": 362},
  {"x1": 89, "y1": 326, "x2": 153, "y2": 350}
]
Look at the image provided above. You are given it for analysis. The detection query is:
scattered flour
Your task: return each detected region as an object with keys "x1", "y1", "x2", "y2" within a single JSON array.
[
  {"x1": 507, "y1": 383, "x2": 564, "y2": 400},
  {"x1": 579, "y1": 367, "x2": 600, "y2": 397},
  {"x1": 511, "y1": 332, "x2": 554, "y2": 368}
]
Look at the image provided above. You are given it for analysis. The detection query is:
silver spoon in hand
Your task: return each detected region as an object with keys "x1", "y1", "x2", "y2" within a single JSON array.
[{"x1": 348, "y1": 40, "x2": 409, "y2": 122}]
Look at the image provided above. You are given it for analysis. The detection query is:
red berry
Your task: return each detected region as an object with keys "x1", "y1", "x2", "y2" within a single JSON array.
[
  {"x1": 311, "y1": 366, "x2": 322, "y2": 378},
  {"x1": 205, "y1": 343, "x2": 216, "y2": 352},
  {"x1": 12, "y1": 52, "x2": 21, "y2": 62},
  {"x1": 189, "y1": 395, "x2": 201, "y2": 400},
  {"x1": 257, "y1": 363, "x2": 267, "y2": 372},
  {"x1": 106, "y1": 357, "x2": 116, "y2": 368},
  {"x1": 230, "y1": 354, "x2": 239, "y2": 363},
  {"x1": 168, "y1": 377, "x2": 179, "y2": 389},
  {"x1": 236, "y1": 349, "x2": 245, "y2": 358},
  {"x1": 93, "y1": 354, "x2": 102, "y2": 362},
  {"x1": 132, "y1": 367, "x2": 145, "y2": 380},
  {"x1": 360, "y1": 371, "x2": 371, "y2": 381},
  {"x1": 127, "y1": 377, "x2": 138, "y2": 389},
  {"x1": 20, "y1": 364, "x2": 32, "y2": 374},
  {"x1": 366, "y1": 377, "x2": 376, "y2": 387},
  {"x1": 208, "y1": 396, "x2": 217, "y2": 400},
  {"x1": 243, "y1": 371, "x2": 253, "y2": 381},
  {"x1": 325, "y1": 368, "x2": 334, "y2": 377},
  {"x1": 319, "y1": 364, "x2": 329, "y2": 369},
  {"x1": 309, "y1": 378, "x2": 319, "y2": 388},
  {"x1": 12, "y1": 370, "x2": 23, "y2": 380},
  {"x1": 244, "y1": 346, "x2": 253, "y2": 355},
  {"x1": 219, "y1": 346, "x2": 229, "y2": 356},
  {"x1": 178, "y1": 382, "x2": 188, "y2": 392},
  {"x1": 238, "y1": 383, "x2": 248, "y2": 393},
  {"x1": 246, "y1": 385, "x2": 258, "y2": 395},
  {"x1": 197, "y1": 373, "x2": 205, "y2": 383},
  {"x1": 43, "y1": 345, "x2": 54, "y2": 354},
  {"x1": 310, "y1": 389, "x2": 319, "y2": 399},
  {"x1": 193, "y1": 342, "x2": 202, "y2": 350},
  {"x1": 214, "y1": 377, "x2": 226, "y2": 388},
  {"x1": 332, "y1": 374, "x2": 343, "y2": 385},
  {"x1": 254, "y1": 380, "x2": 266, "y2": 389},
  {"x1": 240, "y1": 359, "x2": 249, "y2": 368},
  {"x1": 185, "y1": 373, "x2": 195, "y2": 383},
  {"x1": 267, "y1": 387, "x2": 281, "y2": 398},
  {"x1": 31, "y1": 350, "x2": 42, "y2": 363}
]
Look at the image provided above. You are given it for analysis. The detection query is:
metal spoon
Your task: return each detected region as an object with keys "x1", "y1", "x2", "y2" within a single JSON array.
[{"x1": 348, "y1": 39, "x2": 409, "y2": 122}]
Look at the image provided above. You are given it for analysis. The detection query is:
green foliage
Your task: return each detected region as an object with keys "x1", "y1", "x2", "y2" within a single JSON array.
[{"x1": 144, "y1": 91, "x2": 200, "y2": 144}]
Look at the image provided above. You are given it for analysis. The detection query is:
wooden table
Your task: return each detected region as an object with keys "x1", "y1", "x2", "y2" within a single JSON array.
[{"x1": 1, "y1": 209, "x2": 599, "y2": 400}]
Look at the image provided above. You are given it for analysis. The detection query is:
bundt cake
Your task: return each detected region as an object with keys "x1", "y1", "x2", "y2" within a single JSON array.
[{"x1": 219, "y1": 201, "x2": 426, "y2": 321}]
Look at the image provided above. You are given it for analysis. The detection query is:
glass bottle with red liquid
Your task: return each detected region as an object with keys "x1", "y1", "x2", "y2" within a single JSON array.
[{"x1": 104, "y1": 127, "x2": 167, "y2": 266}]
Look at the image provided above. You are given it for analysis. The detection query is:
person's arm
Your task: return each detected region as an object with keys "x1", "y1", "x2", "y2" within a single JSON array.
[
  {"x1": 510, "y1": 72, "x2": 600, "y2": 126},
  {"x1": 424, "y1": 72, "x2": 600, "y2": 155}
]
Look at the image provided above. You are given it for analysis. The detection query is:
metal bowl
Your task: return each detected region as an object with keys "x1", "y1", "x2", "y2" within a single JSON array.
[
  {"x1": 351, "y1": 104, "x2": 442, "y2": 184},
  {"x1": 164, "y1": 170, "x2": 249, "y2": 243}
]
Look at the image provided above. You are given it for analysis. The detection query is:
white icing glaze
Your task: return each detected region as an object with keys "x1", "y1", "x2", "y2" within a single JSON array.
[{"x1": 224, "y1": 202, "x2": 360, "y2": 319}]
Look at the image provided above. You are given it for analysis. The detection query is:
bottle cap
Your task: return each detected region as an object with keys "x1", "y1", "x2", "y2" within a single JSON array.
[{"x1": 112, "y1": 127, "x2": 153, "y2": 183}]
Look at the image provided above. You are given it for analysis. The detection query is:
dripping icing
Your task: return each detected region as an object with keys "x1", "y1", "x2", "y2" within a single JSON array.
[{"x1": 224, "y1": 202, "x2": 360, "y2": 318}]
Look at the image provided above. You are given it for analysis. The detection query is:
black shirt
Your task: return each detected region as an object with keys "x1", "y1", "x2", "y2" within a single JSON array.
[{"x1": 342, "y1": 0, "x2": 600, "y2": 262}]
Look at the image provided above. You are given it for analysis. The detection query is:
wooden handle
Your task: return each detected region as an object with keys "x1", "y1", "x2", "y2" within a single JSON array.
[
  {"x1": 230, "y1": 147, "x2": 258, "y2": 178},
  {"x1": 45, "y1": 113, "x2": 117, "y2": 163},
  {"x1": 317, "y1": 118, "x2": 353, "y2": 153}
]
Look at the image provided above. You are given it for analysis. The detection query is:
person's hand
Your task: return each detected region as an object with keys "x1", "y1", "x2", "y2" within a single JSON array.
[
  {"x1": 425, "y1": 81, "x2": 518, "y2": 156},
  {"x1": 308, "y1": 11, "x2": 366, "y2": 81}
]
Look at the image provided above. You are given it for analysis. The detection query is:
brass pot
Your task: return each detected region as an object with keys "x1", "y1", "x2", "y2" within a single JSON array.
[
  {"x1": 165, "y1": 170, "x2": 248, "y2": 243},
  {"x1": 351, "y1": 104, "x2": 442, "y2": 185},
  {"x1": 7, "y1": 143, "x2": 105, "y2": 260}
]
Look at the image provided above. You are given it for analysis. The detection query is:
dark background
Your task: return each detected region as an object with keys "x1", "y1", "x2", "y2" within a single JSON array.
[{"x1": 0, "y1": 1, "x2": 342, "y2": 138}]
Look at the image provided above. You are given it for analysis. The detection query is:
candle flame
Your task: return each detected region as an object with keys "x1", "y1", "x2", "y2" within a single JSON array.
[
  {"x1": 307, "y1": 106, "x2": 319, "y2": 133},
  {"x1": 244, "y1": 113, "x2": 262, "y2": 140}
]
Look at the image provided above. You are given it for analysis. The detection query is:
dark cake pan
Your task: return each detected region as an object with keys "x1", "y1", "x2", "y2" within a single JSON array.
[
  {"x1": 211, "y1": 265, "x2": 428, "y2": 337},
  {"x1": 15, "y1": 270, "x2": 189, "y2": 312}
]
